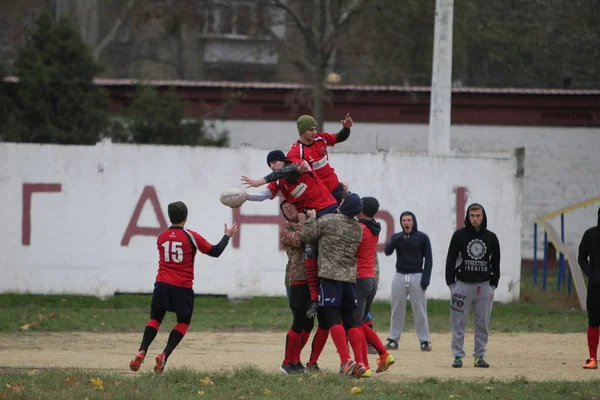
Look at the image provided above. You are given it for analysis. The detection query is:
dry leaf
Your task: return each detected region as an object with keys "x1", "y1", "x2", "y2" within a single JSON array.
[
  {"x1": 0, "y1": 392, "x2": 5, "y2": 399},
  {"x1": 100, "y1": 322, "x2": 105, "y2": 326},
  {"x1": 28, "y1": 369, "x2": 39, "y2": 375},
  {"x1": 66, "y1": 376, "x2": 77, "y2": 384},
  {"x1": 297, "y1": 377, "x2": 304, "y2": 383},
  {"x1": 485, "y1": 387, "x2": 495, "y2": 390},
  {"x1": 31, "y1": 321, "x2": 39, "y2": 327},
  {"x1": 449, "y1": 395, "x2": 461, "y2": 399},
  {"x1": 89, "y1": 377, "x2": 104, "y2": 390},
  {"x1": 349, "y1": 387, "x2": 362, "y2": 394},
  {"x1": 59, "y1": 313, "x2": 66, "y2": 318},
  {"x1": 20, "y1": 323, "x2": 31, "y2": 331},
  {"x1": 200, "y1": 377, "x2": 213, "y2": 385},
  {"x1": 37, "y1": 314, "x2": 44, "y2": 320},
  {"x1": 113, "y1": 381, "x2": 122, "y2": 387},
  {"x1": 48, "y1": 313, "x2": 56, "y2": 319},
  {"x1": 264, "y1": 388, "x2": 272, "y2": 395},
  {"x1": 198, "y1": 391, "x2": 205, "y2": 396}
]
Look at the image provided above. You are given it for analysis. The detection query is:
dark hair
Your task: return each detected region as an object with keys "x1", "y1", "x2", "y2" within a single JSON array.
[{"x1": 168, "y1": 201, "x2": 188, "y2": 224}]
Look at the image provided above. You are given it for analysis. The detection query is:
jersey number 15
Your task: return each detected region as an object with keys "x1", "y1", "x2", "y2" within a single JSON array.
[{"x1": 161, "y1": 241, "x2": 183, "y2": 263}]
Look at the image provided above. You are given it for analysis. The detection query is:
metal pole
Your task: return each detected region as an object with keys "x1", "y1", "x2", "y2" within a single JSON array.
[
  {"x1": 558, "y1": 213, "x2": 565, "y2": 291},
  {"x1": 428, "y1": 0, "x2": 453, "y2": 155},
  {"x1": 533, "y1": 223, "x2": 538, "y2": 287},
  {"x1": 543, "y1": 231, "x2": 548, "y2": 291}
]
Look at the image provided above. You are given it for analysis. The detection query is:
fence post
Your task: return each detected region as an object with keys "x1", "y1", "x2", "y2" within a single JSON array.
[
  {"x1": 557, "y1": 213, "x2": 566, "y2": 292},
  {"x1": 543, "y1": 230, "x2": 548, "y2": 291},
  {"x1": 533, "y1": 222, "x2": 538, "y2": 287}
]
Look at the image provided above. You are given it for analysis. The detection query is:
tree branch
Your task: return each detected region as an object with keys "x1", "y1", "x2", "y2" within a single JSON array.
[{"x1": 93, "y1": 0, "x2": 136, "y2": 60}]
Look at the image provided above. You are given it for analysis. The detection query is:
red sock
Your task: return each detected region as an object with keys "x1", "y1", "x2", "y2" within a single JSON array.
[
  {"x1": 308, "y1": 327, "x2": 329, "y2": 365},
  {"x1": 301, "y1": 330, "x2": 311, "y2": 350},
  {"x1": 588, "y1": 326, "x2": 599, "y2": 359},
  {"x1": 360, "y1": 328, "x2": 369, "y2": 368},
  {"x1": 329, "y1": 324, "x2": 350, "y2": 363},
  {"x1": 361, "y1": 323, "x2": 387, "y2": 356},
  {"x1": 347, "y1": 327, "x2": 364, "y2": 364},
  {"x1": 284, "y1": 329, "x2": 302, "y2": 364},
  {"x1": 305, "y1": 258, "x2": 318, "y2": 301}
]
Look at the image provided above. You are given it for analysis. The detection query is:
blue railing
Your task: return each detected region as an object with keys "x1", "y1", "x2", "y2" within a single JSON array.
[{"x1": 532, "y1": 214, "x2": 572, "y2": 294}]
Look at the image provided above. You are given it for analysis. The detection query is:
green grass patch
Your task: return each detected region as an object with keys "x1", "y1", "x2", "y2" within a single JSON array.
[
  {"x1": 0, "y1": 366, "x2": 599, "y2": 400},
  {"x1": 0, "y1": 266, "x2": 587, "y2": 334}
]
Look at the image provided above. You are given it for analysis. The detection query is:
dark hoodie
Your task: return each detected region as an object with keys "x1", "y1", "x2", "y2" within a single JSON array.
[
  {"x1": 356, "y1": 218, "x2": 382, "y2": 279},
  {"x1": 384, "y1": 211, "x2": 433, "y2": 289},
  {"x1": 578, "y1": 206, "x2": 600, "y2": 302},
  {"x1": 445, "y1": 203, "x2": 501, "y2": 287}
]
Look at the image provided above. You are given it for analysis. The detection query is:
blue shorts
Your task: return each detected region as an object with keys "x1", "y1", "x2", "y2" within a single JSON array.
[
  {"x1": 317, "y1": 278, "x2": 357, "y2": 308},
  {"x1": 151, "y1": 282, "x2": 194, "y2": 317}
]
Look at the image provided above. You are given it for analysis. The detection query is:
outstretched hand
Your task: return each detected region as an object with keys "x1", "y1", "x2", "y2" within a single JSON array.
[
  {"x1": 341, "y1": 113, "x2": 353, "y2": 129},
  {"x1": 241, "y1": 176, "x2": 265, "y2": 188},
  {"x1": 297, "y1": 160, "x2": 310, "y2": 173},
  {"x1": 224, "y1": 222, "x2": 239, "y2": 238}
]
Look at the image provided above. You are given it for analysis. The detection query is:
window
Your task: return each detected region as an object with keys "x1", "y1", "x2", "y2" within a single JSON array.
[{"x1": 202, "y1": 1, "x2": 271, "y2": 39}]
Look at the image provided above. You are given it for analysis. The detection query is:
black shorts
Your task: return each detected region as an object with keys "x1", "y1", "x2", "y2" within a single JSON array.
[
  {"x1": 289, "y1": 284, "x2": 311, "y2": 310},
  {"x1": 151, "y1": 282, "x2": 194, "y2": 317},
  {"x1": 356, "y1": 277, "x2": 377, "y2": 322},
  {"x1": 318, "y1": 278, "x2": 357, "y2": 308}
]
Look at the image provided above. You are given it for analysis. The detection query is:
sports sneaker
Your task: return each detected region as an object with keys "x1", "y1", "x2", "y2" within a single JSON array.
[
  {"x1": 367, "y1": 343, "x2": 378, "y2": 354},
  {"x1": 306, "y1": 301, "x2": 318, "y2": 319},
  {"x1": 452, "y1": 357, "x2": 463, "y2": 368},
  {"x1": 339, "y1": 359, "x2": 357, "y2": 376},
  {"x1": 583, "y1": 358, "x2": 598, "y2": 369},
  {"x1": 375, "y1": 353, "x2": 395, "y2": 373},
  {"x1": 353, "y1": 362, "x2": 367, "y2": 378},
  {"x1": 295, "y1": 362, "x2": 307, "y2": 373},
  {"x1": 154, "y1": 352, "x2": 167, "y2": 373},
  {"x1": 420, "y1": 341, "x2": 432, "y2": 352},
  {"x1": 280, "y1": 362, "x2": 297, "y2": 375},
  {"x1": 361, "y1": 368, "x2": 372, "y2": 378},
  {"x1": 474, "y1": 357, "x2": 490, "y2": 368},
  {"x1": 385, "y1": 339, "x2": 398, "y2": 351},
  {"x1": 129, "y1": 350, "x2": 145, "y2": 372},
  {"x1": 306, "y1": 362, "x2": 321, "y2": 373}
]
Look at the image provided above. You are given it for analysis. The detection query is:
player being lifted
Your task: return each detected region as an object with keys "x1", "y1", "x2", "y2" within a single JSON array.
[{"x1": 287, "y1": 114, "x2": 353, "y2": 204}]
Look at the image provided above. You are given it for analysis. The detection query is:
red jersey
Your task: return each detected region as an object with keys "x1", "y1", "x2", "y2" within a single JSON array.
[
  {"x1": 356, "y1": 222, "x2": 379, "y2": 279},
  {"x1": 155, "y1": 226, "x2": 213, "y2": 288},
  {"x1": 267, "y1": 171, "x2": 337, "y2": 212},
  {"x1": 287, "y1": 133, "x2": 340, "y2": 193}
]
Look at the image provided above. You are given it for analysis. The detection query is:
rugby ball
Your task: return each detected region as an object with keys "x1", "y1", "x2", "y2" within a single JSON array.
[{"x1": 220, "y1": 187, "x2": 248, "y2": 208}]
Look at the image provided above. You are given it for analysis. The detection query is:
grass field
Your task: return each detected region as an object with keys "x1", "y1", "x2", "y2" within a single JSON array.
[{"x1": 0, "y1": 268, "x2": 594, "y2": 400}]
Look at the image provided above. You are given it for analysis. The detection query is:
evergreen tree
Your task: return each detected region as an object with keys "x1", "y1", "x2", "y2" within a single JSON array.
[{"x1": 6, "y1": 11, "x2": 108, "y2": 144}]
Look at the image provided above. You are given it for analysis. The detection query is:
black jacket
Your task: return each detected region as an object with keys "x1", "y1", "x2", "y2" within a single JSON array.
[
  {"x1": 445, "y1": 203, "x2": 501, "y2": 287},
  {"x1": 578, "y1": 207, "x2": 600, "y2": 303},
  {"x1": 384, "y1": 212, "x2": 433, "y2": 289}
]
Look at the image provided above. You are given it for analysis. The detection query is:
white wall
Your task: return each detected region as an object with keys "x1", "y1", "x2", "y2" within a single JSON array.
[
  {"x1": 219, "y1": 120, "x2": 600, "y2": 259},
  {"x1": 0, "y1": 142, "x2": 521, "y2": 302}
]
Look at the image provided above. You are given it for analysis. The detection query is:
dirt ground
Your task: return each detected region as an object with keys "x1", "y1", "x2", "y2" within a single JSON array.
[{"x1": 1, "y1": 331, "x2": 598, "y2": 381}]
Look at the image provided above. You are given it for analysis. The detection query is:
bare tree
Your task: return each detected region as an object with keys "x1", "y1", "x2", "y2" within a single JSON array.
[{"x1": 262, "y1": 0, "x2": 369, "y2": 128}]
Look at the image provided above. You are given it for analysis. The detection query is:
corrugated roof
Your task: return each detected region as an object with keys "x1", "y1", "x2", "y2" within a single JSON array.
[{"x1": 5, "y1": 76, "x2": 600, "y2": 95}]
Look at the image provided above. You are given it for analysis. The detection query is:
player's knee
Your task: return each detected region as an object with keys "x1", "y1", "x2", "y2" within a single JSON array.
[{"x1": 304, "y1": 244, "x2": 318, "y2": 259}]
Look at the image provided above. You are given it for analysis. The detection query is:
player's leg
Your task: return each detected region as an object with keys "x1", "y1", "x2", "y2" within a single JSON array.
[
  {"x1": 304, "y1": 243, "x2": 319, "y2": 318},
  {"x1": 344, "y1": 280, "x2": 366, "y2": 377},
  {"x1": 583, "y1": 301, "x2": 600, "y2": 369},
  {"x1": 154, "y1": 285, "x2": 195, "y2": 373},
  {"x1": 281, "y1": 284, "x2": 310, "y2": 374},
  {"x1": 408, "y1": 272, "x2": 431, "y2": 351},
  {"x1": 472, "y1": 283, "x2": 494, "y2": 367},
  {"x1": 130, "y1": 283, "x2": 168, "y2": 372},
  {"x1": 331, "y1": 183, "x2": 347, "y2": 205},
  {"x1": 317, "y1": 279, "x2": 356, "y2": 376},
  {"x1": 450, "y1": 281, "x2": 473, "y2": 367},
  {"x1": 387, "y1": 272, "x2": 408, "y2": 349}
]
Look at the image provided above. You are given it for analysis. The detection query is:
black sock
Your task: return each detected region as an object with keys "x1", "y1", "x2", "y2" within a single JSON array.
[
  {"x1": 163, "y1": 329, "x2": 185, "y2": 357},
  {"x1": 139, "y1": 326, "x2": 158, "y2": 352}
]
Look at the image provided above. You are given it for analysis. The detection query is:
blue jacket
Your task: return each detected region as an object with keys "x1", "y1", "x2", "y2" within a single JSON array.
[{"x1": 384, "y1": 211, "x2": 433, "y2": 289}]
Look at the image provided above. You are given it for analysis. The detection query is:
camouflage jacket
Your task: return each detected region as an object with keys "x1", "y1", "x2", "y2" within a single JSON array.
[
  {"x1": 301, "y1": 214, "x2": 363, "y2": 283},
  {"x1": 280, "y1": 220, "x2": 305, "y2": 286}
]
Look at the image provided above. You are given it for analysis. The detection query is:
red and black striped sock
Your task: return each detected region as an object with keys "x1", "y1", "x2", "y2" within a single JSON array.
[
  {"x1": 305, "y1": 257, "x2": 319, "y2": 301},
  {"x1": 163, "y1": 322, "x2": 188, "y2": 357},
  {"x1": 140, "y1": 318, "x2": 161, "y2": 352}
]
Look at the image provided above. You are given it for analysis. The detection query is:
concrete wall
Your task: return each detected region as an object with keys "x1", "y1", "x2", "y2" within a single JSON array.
[
  {"x1": 0, "y1": 141, "x2": 521, "y2": 302},
  {"x1": 218, "y1": 120, "x2": 600, "y2": 259}
]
